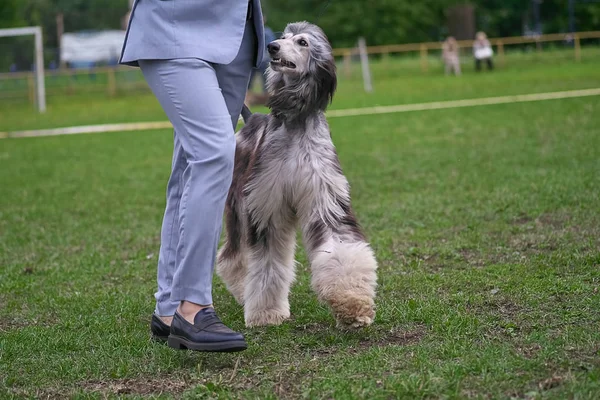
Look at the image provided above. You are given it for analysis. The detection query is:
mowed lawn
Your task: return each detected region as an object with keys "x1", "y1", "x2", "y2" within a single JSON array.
[
  {"x1": 1, "y1": 62, "x2": 600, "y2": 399},
  {"x1": 1, "y1": 51, "x2": 600, "y2": 132}
]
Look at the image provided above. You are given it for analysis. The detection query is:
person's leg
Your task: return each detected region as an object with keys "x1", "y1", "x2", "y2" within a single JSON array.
[
  {"x1": 454, "y1": 58, "x2": 461, "y2": 76},
  {"x1": 487, "y1": 58, "x2": 494, "y2": 70},
  {"x1": 141, "y1": 19, "x2": 255, "y2": 325},
  {"x1": 140, "y1": 58, "x2": 236, "y2": 323},
  {"x1": 153, "y1": 132, "x2": 186, "y2": 323},
  {"x1": 475, "y1": 58, "x2": 482, "y2": 71}
]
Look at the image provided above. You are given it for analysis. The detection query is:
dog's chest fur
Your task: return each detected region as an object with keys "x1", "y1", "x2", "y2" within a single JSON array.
[{"x1": 244, "y1": 118, "x2": 350, "y2": 226}]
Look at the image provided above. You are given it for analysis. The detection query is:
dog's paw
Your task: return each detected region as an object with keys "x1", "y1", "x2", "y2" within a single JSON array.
[
  {"x1": 329, "y1": 294, "x2": 375, "y2": 330},
  {"x1": 245, "y1": 308, "x2": 291, "y2": 328},
  {"x1": 336, "y1": 313, "x2": 374, "y2": 330}
]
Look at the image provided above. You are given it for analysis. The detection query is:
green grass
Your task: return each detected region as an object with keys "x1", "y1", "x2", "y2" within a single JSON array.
[
  {"x1": 1, "y1": 47, "x2": 600, "y2": 132},
  {"x1": 1, "y1": 61, "x2": 600, "y2": 399}
]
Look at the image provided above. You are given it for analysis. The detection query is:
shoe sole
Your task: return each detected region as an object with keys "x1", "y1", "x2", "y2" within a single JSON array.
[{"x1": 167, "y1": 335, "x2": 247, "y2": 352}]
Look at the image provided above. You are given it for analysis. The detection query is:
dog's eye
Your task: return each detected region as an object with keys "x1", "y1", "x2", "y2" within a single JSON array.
[{"x1": 298, "y1": 39, "x2": 308, "y2": 47}]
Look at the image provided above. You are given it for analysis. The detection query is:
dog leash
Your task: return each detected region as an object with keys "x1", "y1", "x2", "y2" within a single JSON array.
[{"x1": 241, "y1": 104, "x2": 253, "y2": 124}]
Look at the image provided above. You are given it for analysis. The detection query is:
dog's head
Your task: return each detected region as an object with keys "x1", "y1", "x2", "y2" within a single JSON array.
[{"x1": 266, "y1": 22, "x2": 337, "y2": 118}]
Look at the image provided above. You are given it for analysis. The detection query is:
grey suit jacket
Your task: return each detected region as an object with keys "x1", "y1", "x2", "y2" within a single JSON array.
[{"x1": 120, "y1": 0, "x2": 265, "y2": 68}]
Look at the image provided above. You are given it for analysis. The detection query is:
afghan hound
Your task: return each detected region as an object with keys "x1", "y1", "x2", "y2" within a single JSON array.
[{"x1": 217, "y1": 22, "x2": 378, "y2": 329}]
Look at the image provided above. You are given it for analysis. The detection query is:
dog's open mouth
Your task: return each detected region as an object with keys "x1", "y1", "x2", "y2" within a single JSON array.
[{"x1": 270, "y1": 57, "x2": 296, "y2": 69}]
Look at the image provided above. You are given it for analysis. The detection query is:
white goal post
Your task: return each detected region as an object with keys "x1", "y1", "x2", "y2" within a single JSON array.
[{"x1": 0, "y1": 26, "x2": 46, "y2": 113}]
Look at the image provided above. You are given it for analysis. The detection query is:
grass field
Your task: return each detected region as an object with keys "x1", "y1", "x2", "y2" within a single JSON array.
[
  {"x1": 1, "y1": 59, "x2": 600, "y2": 399},
  {"x1": 2, "y1": 48, "x2": 600, "y2": 132}
]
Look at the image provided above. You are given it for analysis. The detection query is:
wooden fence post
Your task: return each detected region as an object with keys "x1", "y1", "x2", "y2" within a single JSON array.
[
  {"x1": 574, "y1": 34, "x2": 581, "y2": 62},
  {"x1": 343, "y1": 50, "x2": 352, "y2": 78},
  {"x1": 420, "y1": 44, "x2": 428, "y2": 72},
  {"x1": 27, "y1": 74, "x2": 35, "y2": 105},
  {"x1": 358, "y1": 37, "x2": 373, "y2": 92},
  {"x1": 497, "y1": 40, "x2": 506, "y2": 68}
]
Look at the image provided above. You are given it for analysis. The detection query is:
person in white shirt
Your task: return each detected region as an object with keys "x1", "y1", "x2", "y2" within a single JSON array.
[{"x1": 473, "y1": 31, "x2": 494, "y2": 71}]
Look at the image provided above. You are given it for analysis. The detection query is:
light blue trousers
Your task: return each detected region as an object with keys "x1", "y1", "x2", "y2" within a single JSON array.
[{"x1": 139, "y1": 22, "x2": 255, "y2": 316}]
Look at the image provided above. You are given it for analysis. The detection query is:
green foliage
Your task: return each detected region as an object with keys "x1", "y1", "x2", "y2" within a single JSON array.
[
  {"x1": 264, "y1": 0, "x2": 453, "y2": 47},
  {"x1": 0, "y1": 0, "x2": 129, "y2": 71},
  {"x1": 472, "y1": 0, "x2": 529, "y2": 37},
  {"x1": 1, "y1": 0, "x2": 599, "y2": 70},
  {"x1": 0, "y1": 0, "x2": 21, "y2": 28},
  {"x1": 541, "y1": 0, "x2": 600, "y2": 33},
  {"x1": 264, "y1": 0, "x2": 600, "y2": 47},
  {"x1": 476, "y1": 0, "x2": 600, "y2": 37},
  {"x1": 12, "y1": 0, "x2": 128, "y2": 47}
]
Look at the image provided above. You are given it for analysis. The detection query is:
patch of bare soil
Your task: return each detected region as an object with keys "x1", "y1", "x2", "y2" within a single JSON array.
[
  {"x1": 311, "y1": 325, "x2": 427, "y2": 358},
  {"x1": 9, "y1": 376, "x2": 191, "y2": 400},
  {"x1": 537, "y1": 374, "x2": 566, "y2": 391},
  {"x1": 483, "y1": 298, "x2": 522, "y2": 319},
  {"x1": 81, "y1": 376, "x2": 188, "y2": 396},
  {"x1": 267, "y1": 327, "x2": 427, "y2": 398},
  {"x1": 293, "y1": 321, "x2": 332, "y2": 334},
  {"x1": 0, "y1": 317, "x2": 26, "y2": 332},
  {"x1": 516, "y1": 343, "x2": 543, "y2": 359},
  {"x1": 506, "y1": 374, "x2": 571, "y2": 399},
  {"x1": 0, "y1": 299, "x2": 58, "y2": 332},
  {"x1": 356, "y1": 325, "x2": 427, "y2": 349}
]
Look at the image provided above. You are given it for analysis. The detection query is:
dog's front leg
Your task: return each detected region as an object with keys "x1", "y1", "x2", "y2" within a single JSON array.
[
  {"x1": 301, "y1": 212, "x2": 378, "y2": 329},
  {"x1": 217, "y1": 195, "x2": 249, "y2": 304},
  {"x1": 243, "y1": 217, "x2": 297, "y2": 327}
]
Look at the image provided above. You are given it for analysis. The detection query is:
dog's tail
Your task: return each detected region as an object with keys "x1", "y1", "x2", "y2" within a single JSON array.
[{"x1": 241, "y1": 104, "x2": 253, "y2": 124}]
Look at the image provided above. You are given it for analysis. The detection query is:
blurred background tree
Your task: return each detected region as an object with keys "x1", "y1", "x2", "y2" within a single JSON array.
[
  {"x1": 262, "y1": 0, "x2": 600, "y2": 46},
  {"x1": 263, "y1": 0, "x2": 453, "y2": 47},
  {"x1": 0, "y1": 0, "x2": 598, "y2": 70},
  {"x1": 0, "y1": 0, "x2": 21, "y2": 28},
  {"x1": 0, "y1": 0, "x2": 128, "y2": 70}
]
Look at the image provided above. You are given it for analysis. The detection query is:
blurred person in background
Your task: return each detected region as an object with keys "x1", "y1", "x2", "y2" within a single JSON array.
[
  {"x1": 120, "y1": 0, "x2": 265, "y2": 352},
  {"x1": 473, "y1": 31, "x2": 494, "y2": 71},
  {"x1": 442, "y1": 36, "x2": 461, "y2": 76}
]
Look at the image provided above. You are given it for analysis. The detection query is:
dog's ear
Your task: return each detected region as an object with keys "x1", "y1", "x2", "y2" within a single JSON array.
[{"x1": 315, "y1": 56, "x2": 337, "y2": 111}]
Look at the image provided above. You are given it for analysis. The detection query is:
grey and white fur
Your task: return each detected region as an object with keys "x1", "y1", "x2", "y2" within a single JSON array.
[{"x1": 217, "y1": 22, "x2": 378, "y2": 329}]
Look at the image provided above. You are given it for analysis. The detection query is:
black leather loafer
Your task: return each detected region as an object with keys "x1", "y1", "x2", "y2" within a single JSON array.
[
  {"x1": 150, "y1": 313, "x2": 171, "y2": 343},
  {"x1": 167, "y1": 309, "x2": 247, "y2": 352}
]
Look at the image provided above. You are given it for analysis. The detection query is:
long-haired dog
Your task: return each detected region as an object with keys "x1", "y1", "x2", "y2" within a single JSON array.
[{"x1": 217, "y1": 22, "x2": 378, "y2": 329}]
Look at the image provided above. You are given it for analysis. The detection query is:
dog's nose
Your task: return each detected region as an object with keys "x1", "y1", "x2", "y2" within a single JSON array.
[{"x1": 267, "y1": 42, "x2": 280, "y2": 55}]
